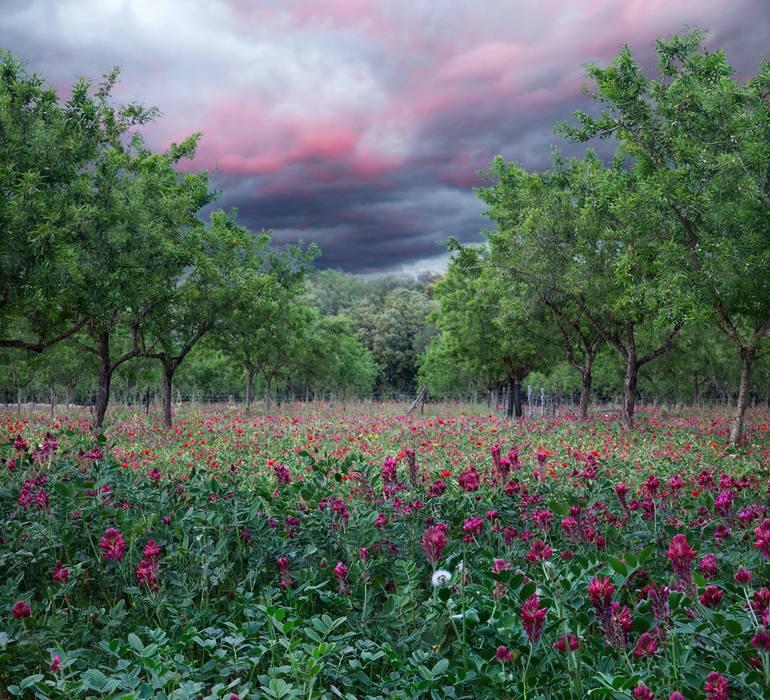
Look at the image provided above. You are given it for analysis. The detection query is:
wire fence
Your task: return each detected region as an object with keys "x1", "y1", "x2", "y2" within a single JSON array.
[{"x1": 2, "y1": 386, "x2": 768, "y2": 417}]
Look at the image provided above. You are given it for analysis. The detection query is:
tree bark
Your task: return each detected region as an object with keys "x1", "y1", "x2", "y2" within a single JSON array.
[
  {"x1": 245, "y1": 365, "x2": 255, "y2": 413},
  {"x1": 512, "y1": 378, "x2": 523, "y2": 418},
  {"x1": 162, "y1": 365, "x2": 174, "y2": 427},
  {"x1": 265, "y1": 376, "x2": 272, "y2": 411},
  {"x1": 623, "y1": 355, "x2": 638, "y2": 429},
  {"x1": 94, "y1": 332, "x2": 112, "y2": 430},
  {"x1": 730, "y1": 347, "x2": 754, "y2": 445},
  {"x1": 579, "y1": 368, "x2": 592, "y2": 420}
]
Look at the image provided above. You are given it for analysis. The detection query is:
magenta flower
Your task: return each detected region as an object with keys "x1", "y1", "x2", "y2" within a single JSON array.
[
  {"x1": 751, "y1": 630, "x2": 770, "y2": 653},
  {"x1": 699, "y1": 554, "x2": 718, "y2": 579},
  {"x1": 734, "y1": 567, "x2": 752, "y2": 585},
  {"x1": 588, "y1": 576, "x2": 615, "y2": 616},
  {"x1": 52, "y1": 560, "x2": 69, "y2": 584},
  {"x1": 699, "y1": 585, "x2": 723, "y2": 609},
  {"x1": 753, "y1": 518, "x2": 770, "y2": 559},
  {"x1": 143, "y1": 539, "x2": 161, "y2": 560},
  {"x1": 421, "y1": 524, "x2": 448, "y2": 565},
  {"x1": 100, "y1": 528, "x2": 126, "y2": 561},
  {"x1": 492, "y1": 558, "x2": 511, "y2": 574},
  {"x1": 633, "y1": 632, "x2": 658, "y2": 658},
  {"x1": 704, "y1": 671, "x2": 729, "y2": 699},
  {"x1": 13, "y1": 434, "x2": 29, "y2": 451},
  {"x1": 276, "y1": 556, "x2": 294, "y2": 590},
  {"x1": 666, "y1": 534, "x2": 697, "y2": 584},
  {"x1": 382, "y1": 457, "x2": 397, "y2": 485},
  {"x1": 136, "y1": 558, "x2": 159, "y2": 591},
  {"x1": 554, "y1": 632, "x2": 579, "y2": 652},
  {"x1": 632, "y1": 683, "x2": 654, "y2": 700},
  {"x1": 520, "y1": 593, "x2": 547, "y2": 644},
  {"x1": 531, "y1": 508, "x2": 553, "y2": 532},
  {"x1": 462, "y1": 516, "x2": 484, "y2": 541},
  {"x1": 615, "y1": 482, "x2": 629, "y2": 508},
  {"x1": 334, "y1": 561, "x2": 349, "y2": 595},
  {"x1": 495, "y1": 644, "x2": 513, "y2": 662},
  {"x1": 752, "y1": 588, "x2": 770, "y2": 626},
  {"x1": 526, "y1": 539, "x2": 552, "y2": 562},
  {"x1": 12, "y1": 600, "x2": 30, "y2": 619},
  {"x1": 273, "y1": 463, "x2": 291, "y2": 486},
  {"x1": 49, "y1": 654, "x2": 61, "y2": 671},
  {"x1": 457, "y1": 465, "x2": 480, "y2": 492}
]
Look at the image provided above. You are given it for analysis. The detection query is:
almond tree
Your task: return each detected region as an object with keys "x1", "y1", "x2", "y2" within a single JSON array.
[
  {"x1": 141, "y1": 211, "x2": 260, "y2": 426},
  {"x1": 560, "y1": 30, "x2": 770, "y2": 442},
  {"x1": 477, "y1": 157, "x2": 603, "y2": 419},
  {"x1": 0, "y1": 54, "x2": 133, "y2": 352},
  {"x1": 75, "y1": 129, "x2": 211, "y2": 429},
  {"x1": 431, "y1": 245, "x2": 551, "y2": 418}
]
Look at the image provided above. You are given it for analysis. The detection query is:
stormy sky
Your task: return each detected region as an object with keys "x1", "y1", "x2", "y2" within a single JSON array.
[{"x1": 2, "y1": 1, "x2": 769, "y2": 274}]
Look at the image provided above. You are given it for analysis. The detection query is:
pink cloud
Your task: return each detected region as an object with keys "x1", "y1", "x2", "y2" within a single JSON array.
[{"x1": 440, "y1": 42, "x2": 539, "y2": 82}]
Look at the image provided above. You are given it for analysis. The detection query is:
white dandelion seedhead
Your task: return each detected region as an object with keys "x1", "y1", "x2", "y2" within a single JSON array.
[{"x1": 431, "y1": 569, "x2": 452, "y2": 588}]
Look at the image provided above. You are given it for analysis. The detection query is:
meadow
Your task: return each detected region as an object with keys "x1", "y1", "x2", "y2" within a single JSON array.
[{"x1": 1, "y1": 403, "x2": 769, "y2": 699}]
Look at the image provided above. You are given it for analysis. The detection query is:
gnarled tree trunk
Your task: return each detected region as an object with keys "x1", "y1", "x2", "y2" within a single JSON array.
[{"x1": 730, "y1": 347, "x2": 754, "y2": 445}]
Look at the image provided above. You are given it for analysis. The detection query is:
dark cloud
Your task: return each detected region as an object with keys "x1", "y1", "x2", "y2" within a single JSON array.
[{"x1": 2, "y1": 0, "x2": 768, "y2": 273}]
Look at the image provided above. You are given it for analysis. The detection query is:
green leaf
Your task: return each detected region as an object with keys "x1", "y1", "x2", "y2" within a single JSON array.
[
  {"x1": 431, "y1": 658, "x2": 449, "y2": 677},
  {"x1": 20, "y1": 674, "x2": 43, "y2": 690},
  {"x1": 128, "y1": 632, "x2": 144, "y2": 653},
  {"x1": 608, "y1": 558, "x2": 627, "y2": 576}
]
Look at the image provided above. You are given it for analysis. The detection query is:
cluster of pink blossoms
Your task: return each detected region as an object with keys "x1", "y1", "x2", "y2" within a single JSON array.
[
  {"x1": 100, "y1": 528, "x2": 126, "y2": 561},
  {"x1": 136, "y1": 539, "x2": 161, "y2": 591}
]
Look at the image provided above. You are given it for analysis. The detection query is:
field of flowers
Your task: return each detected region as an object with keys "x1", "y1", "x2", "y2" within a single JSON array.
[{"x1": 1, "y1": 404, "x2": 769, "y2": 699}]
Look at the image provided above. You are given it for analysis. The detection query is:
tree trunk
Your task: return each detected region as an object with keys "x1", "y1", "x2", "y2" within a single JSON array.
[
  {"x1": 513, "y1": 379, "x2": 523, "y2": 418},
  {"x1": 162, "y1": 365, "x2": 174, "y2": 427},
  {"x1": 506, "y1": 381, "x2": 514, "y2": 417},
  {"x1": 245, "y1": 366, "x2": 254, "y2": 413},
  {"x1": 730, "y1": 347, "x2": 754, "y2": 445},
  {"x1": 579, "y1": 368, "x2": 592, "y2": 420},
  {"x1": 94, "y1": 332, "x2": 112, "y2": 430},
  {"x1": 578, "y1": 352, "x2": 595, "y2": 420},
  {"x1": 623, "y1": 355, "x2": 638, "y2": 429},
  {"x1": 265, "y1": 377, "x2": 272, "y2": 411}
]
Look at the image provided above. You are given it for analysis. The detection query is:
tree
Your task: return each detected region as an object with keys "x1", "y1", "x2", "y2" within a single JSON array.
[
  {"x1": 560, "y1": 29, "x2": 770, "y2": 442},
  {"x1": 431, "y1": 245, "x2": 549, "y2": 417},
  {"x1": 217, "y1": 242, "x2": 315, "y2": 412},
  {"x1": 0, "y1": 53, "x2": 137, "y2": 352},
  {"x1": 74, "y1": 127, "x2": 212, "y2": 429},
  {"x1": 290, "y1": 313, "x2": 377, "y2": 401},
  {"x1": 418, "y1": 333, "x2": 490, "y2": 400},
  {"x1": 142, "y1": 211, "x2": 260, "y2": 426},
  {"x1": 348, "y1": 288, "x2": 437, "y2": 397},
  {"x1": 477, "y1": 157, "x2": 603, "y2": 419}
]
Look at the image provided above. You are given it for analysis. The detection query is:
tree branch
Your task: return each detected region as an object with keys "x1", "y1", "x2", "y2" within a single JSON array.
[
  {"x1": 638, "y1": 321, "x2": 683, "y2": 367},
  {"x1": 0, "y1": 319, "x2": 87, "y2": 353}
]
